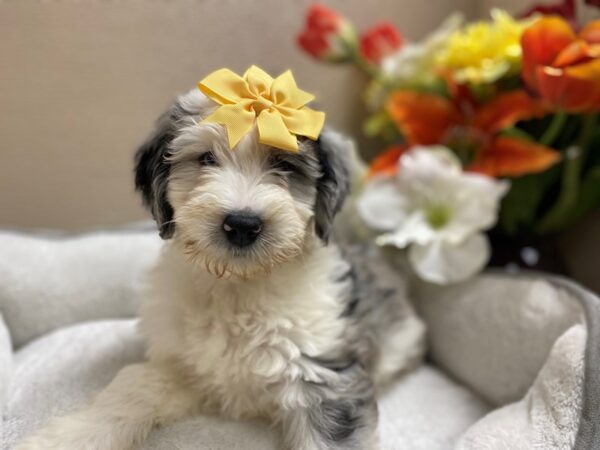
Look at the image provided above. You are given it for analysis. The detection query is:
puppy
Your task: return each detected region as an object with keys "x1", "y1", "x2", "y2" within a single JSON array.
[{"x1": 15, "y1": 88, "x2": 425, "y2": 450}]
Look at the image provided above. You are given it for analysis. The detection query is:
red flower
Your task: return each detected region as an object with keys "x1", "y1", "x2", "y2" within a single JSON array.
[
  {"x1": 297, "y1": 4, "x2": 356, "y2": 62},
  {"x1": 522, "y1": 0, "x2": 600, "y2": 27},
  {"x1": 521, "y1": 17, "x2": 600, "y2": 112},
  {"x1": 360, "y1": 22, "x2": 403, "y2": 64},
  {"x1": 522, "y1": 0, "x2": 576, "y2": 25}
]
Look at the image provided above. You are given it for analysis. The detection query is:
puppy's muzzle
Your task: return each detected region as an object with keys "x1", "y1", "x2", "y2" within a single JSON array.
[{"x1": 223, "y1": 212, "x2": 263, "y2": 248}]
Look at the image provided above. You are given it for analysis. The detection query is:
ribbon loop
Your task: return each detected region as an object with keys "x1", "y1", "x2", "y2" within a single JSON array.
[
  {"x1": 198, "y1": 66, "x2": 325, "y2": 152},
  {"x1": 244, "y1": 65, "x2": 273, "y2": 97},
  {"x1": 198, "y1": 68, "x2": 251, "y2": 105}
]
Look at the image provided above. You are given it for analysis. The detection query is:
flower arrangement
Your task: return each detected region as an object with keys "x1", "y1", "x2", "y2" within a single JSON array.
[{"x1": 297, "y1": 2, "x2": 600, "y2": 284}]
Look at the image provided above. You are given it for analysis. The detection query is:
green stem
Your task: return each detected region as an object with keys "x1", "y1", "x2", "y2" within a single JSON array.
[
  {"x1": 540, "y1": 110, "x2": 568, "y2": 146},
  {"x1": 351, "y1": 51, "x2": 380, "y2": 79},
  {"x1": 537, "y1": 113, "x2": 598, "y2": 233}
]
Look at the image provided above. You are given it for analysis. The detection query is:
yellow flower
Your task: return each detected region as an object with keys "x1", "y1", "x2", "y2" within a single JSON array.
[{"x1": 437, "y1": 9, "x2": 531, "y2": 85}]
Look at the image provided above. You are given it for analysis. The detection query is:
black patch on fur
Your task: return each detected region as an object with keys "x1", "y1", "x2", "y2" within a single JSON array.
[
  {"x1": 343, "y1": 295, "x2": 361, "y2": 317},
  {"x1": 338, "y1": 246, "x2": 400, "y2": 322},
  {"x1": 280, "y1": 356, "x2": 377, "y2": 449},
  {"x1": 336, "y1": 266, "x2": 360, "y2": 317},
  {"x1": 134, "y1": 102, "x2": 187, "y2": 239},
  {"x1": 313, "y1": 130, "x2": 350, "y2": 242},
  {"x1": 336, "y1": 266, "x2": 356, "y2": 282},
  {"x1": 313, "y1": 400, "x2": 362, "y2": 443},
  {"x1": 305, "y1": 355, "x2": 358, "y2": 374}
]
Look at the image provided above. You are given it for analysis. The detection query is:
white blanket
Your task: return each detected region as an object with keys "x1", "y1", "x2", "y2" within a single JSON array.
[
  {"x1": 0, "y1": 230, "x2": 162, "y2": 347},
  {"x1": 2, "y1": 320, "x2": 488, "y2": 450},
  {"x1": 1, "y1": 230, "x2": 597, "y2": 449}
]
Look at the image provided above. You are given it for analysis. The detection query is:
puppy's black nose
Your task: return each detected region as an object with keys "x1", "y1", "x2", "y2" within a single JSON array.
[{"x1": 223, "y1": 213, "x2": 263, "y2": 248}]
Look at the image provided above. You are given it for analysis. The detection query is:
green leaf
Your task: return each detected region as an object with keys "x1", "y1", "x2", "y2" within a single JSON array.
[
  {"x1": 498, "y1": 168, "x2": 560, "y2": 235},
  {"x1": 363, "y1": 111, "x2": 389, "y2": 138},
  {"x1": 566, "y1": 167, "x2": 600, "y2": 227},
  {"x1": 498, "y1": 176, "x2": 544, "y2": 234},
  {"x1": 498, "y1": 127, "x2": 535, "y2": 141},
  {"x1": 363, "y1": 111, "x2": 402, "y2": 143}
]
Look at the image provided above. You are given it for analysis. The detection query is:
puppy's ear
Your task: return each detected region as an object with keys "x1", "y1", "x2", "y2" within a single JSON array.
[
  {"x1": 314, "y1": 129, "x2": 351, "y2": 242},
  {"x1": 134, "y1": 103, "x2": 183, "y2": 239}
]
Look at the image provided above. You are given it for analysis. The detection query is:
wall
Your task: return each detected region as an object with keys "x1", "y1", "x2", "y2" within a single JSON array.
[{"x1": 0, "y1": 0, "x2": 475, "y2": 231}]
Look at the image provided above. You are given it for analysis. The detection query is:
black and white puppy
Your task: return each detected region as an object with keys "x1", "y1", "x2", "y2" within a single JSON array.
[{"x1": 16, "y1": 89, "x2": 425, "y2": 450}]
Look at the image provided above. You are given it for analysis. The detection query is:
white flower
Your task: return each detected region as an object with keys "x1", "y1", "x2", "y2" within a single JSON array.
[
  {"x1": 357, "y1": 146, "x2": 509, "y2": 284},
  {"x1": 381, "y1": 14, "x2": 464, "y2": 83}
]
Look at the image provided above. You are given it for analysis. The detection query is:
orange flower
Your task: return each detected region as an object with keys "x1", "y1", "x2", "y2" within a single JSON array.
[
  {"x1": 366, "y1": 145, "x2": 408, "y2": 179},
  {"x1": 369, "y1": 89, "x2": 560, "y2": 178},
  {"x1": 521, "y1": 16, "x2": 600, "y2": 112}
]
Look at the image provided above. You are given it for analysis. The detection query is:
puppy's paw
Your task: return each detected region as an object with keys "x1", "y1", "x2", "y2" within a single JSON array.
[
  {"x1": 13, "y1": 433, "x2": 68, "y2": 450},
  {"x1": 13, "y1": 421, "x2": 121, "y2": 450}
]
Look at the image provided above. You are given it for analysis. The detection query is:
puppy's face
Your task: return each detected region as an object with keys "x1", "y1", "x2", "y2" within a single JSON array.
[
  {"x1": 135, "y1": 90, "x2": 349, "y2": 278},
  {"x1": 168, "y1": 123, "x2": 322, "y2": 277}
]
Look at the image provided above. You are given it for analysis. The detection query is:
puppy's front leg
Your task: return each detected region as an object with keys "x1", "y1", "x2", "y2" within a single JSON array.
[
  {"x1": 277, "y1": 373, "x2": 379, "y2": 450},
  {"x1": 14, "y1": 362, "x2": 199, "y2": 450}
]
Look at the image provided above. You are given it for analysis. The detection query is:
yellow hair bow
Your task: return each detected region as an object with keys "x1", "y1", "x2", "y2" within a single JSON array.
[{"x1": 198, "y1": 65, "x2": 325, "y2": 152}]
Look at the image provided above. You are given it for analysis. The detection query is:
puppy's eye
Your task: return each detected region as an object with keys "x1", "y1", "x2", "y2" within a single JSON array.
[
  {"x1": 198, "y1": 151, "x2": 217, "y2": 167},
  {"x1": 272, "y1": 159, "x2": 299, "y2": 175}
]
